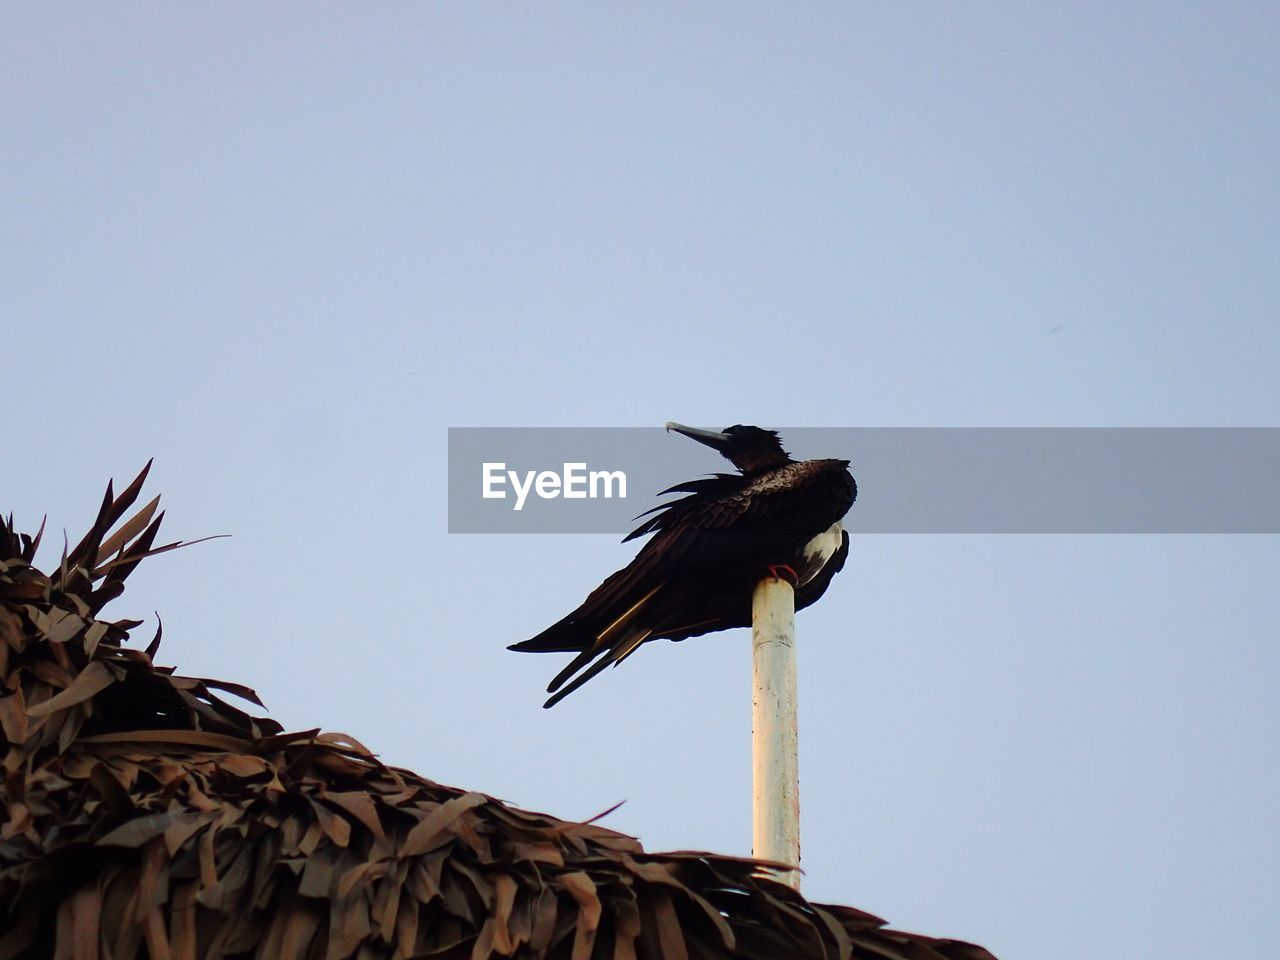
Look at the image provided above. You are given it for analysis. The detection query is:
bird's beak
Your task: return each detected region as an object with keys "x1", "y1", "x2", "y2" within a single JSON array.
[{"x1": 665, "y1": 422, "x2": 732, "y2": 451}]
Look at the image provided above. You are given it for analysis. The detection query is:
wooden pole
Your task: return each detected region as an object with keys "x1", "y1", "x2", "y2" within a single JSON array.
[{"x1": 751, "y1": 573, "x2": 800, "y2": 887}]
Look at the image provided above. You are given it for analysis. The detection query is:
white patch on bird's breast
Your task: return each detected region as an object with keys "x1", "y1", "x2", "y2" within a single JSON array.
[{"x1": 795, "y1": 520, "x2": 843, "y2": 586}]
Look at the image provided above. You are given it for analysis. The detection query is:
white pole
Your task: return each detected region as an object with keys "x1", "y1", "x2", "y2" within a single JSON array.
[{"x1": 751, "y1": 573, "x2": 800, "y2": 887}]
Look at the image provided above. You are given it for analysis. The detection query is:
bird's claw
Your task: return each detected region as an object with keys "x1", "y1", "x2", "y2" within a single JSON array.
[{"x1": 765, "y1": 563, "x2": 799, "y2": 586}]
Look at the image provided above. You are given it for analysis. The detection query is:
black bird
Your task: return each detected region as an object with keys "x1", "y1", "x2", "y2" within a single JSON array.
[{"x1": 509, "y1": 423, "x2": 856, "y2": 707}]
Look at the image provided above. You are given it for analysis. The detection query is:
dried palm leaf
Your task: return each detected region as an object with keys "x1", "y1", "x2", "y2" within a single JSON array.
[{"x1": 0, "y1": 469, "x2": 997, "y2": 960}]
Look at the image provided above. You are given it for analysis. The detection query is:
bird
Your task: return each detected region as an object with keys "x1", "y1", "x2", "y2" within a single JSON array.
[{"x1": 509, "y1": 422, "x2": 857, "y2": 707}]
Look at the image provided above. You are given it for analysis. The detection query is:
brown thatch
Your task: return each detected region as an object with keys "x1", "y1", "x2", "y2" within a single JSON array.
[{"x1": 0, "y1": 467, "x2": 997, "y2": 960}]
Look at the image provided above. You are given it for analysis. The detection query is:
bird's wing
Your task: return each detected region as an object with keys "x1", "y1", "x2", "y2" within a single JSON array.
[
  {"x1": 625, "y1": 460, "x2": 854, "y2": 544},
  {"x1": 513, "y1": 462, "x2": 856, "y2": 706},
  {"x1": 507, "y1": 487, "x2": 755, "y2": 655},
  {"x1": 656, "y1": 528, "x2": 851, "y2": 644},
  {"x1": 623, "y1": 473, "x2": 741, "y2": 542},
  {"x1": 567, "y1": 464, "x2": 853, "y2": 629}
]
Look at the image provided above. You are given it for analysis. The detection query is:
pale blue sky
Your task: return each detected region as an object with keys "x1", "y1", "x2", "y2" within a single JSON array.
[{"x1": 4, "y1": 4, "x2": 1278, "y2": 958}]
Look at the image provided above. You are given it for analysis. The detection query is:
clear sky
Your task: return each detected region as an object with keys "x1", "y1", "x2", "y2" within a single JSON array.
[{"x1": 5, "y1": 4, "x2": 1278, "y2": 958}]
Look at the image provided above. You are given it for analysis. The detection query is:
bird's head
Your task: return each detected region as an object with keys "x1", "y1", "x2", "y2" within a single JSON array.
[{"x1": 665, "y1": 422, "x2": 793, "y2": 474}]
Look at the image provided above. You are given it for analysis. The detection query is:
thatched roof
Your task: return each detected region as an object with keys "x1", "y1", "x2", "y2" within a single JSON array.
[{"x1": 0, "y1": 468, "x2": 997, "y2": 960}]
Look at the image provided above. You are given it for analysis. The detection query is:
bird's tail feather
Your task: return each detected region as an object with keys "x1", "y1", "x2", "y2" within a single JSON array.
[
  {"x1": 543, "y1": 625, "x2": 652, "y2": 709},
  {"x1": 543, "y1": 585, "x2": 662, "y2": 692},
  {"x1": 507, "y1": 615, "x2": 589, "y2": 654},
  {"x1": 508, "y1": 583, "x2": 663, "y2": 655},
  {"x1": 540, "y1": 583, "x2": 665, "y2": 706}
]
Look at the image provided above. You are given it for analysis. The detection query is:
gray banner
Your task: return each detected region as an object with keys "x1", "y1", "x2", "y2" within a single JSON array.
[{"x1": 447, "y1": 428, "x2": 1280, "y2": 534}]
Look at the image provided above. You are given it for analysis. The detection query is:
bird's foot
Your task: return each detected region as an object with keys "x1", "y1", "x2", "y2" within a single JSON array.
[{"x1": 765, "y1": 563, "x2": 799, "y2": 586}]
